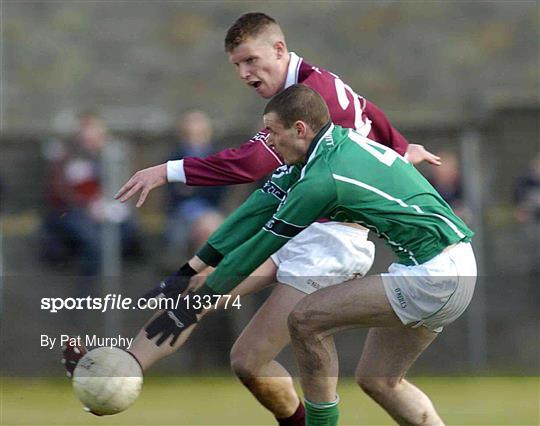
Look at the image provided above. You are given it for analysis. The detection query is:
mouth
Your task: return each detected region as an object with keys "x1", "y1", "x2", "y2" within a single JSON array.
[{"x1": 248, "y1": 81, "x2": 262, "y2": 90}]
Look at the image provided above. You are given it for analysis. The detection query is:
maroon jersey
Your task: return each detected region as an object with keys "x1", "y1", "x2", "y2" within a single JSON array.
[{"x1": 180, "y1": 52, "x2": 409, "y2": 186}]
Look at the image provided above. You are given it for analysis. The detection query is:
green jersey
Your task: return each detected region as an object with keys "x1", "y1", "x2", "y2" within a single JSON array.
[
  {"x1": 205, "y1": 123, "x2": 473, "y2": 294},
  {"x1": 197, "y1": 164, "x2": 301, "y2": 266}
]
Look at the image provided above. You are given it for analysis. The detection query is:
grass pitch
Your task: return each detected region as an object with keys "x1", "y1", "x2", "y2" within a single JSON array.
[{"x1": 1, "y1": 376, "x2": 538, "y2": 425}]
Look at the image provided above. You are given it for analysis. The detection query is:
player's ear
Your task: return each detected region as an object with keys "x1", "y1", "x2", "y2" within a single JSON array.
[
  {"x1": 295, "y1": 121, "x2": 308, "y2": 137},
  {"x1": 274, "y1": 40, "x2": 286, "y2": 59}
]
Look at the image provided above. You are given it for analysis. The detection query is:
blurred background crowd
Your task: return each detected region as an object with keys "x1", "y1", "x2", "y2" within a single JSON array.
[{"x1": 0, "y1": 1, "x2": 538, "y2": 377}]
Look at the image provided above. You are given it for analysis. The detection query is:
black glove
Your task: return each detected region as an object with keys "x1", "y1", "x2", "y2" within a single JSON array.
[
  {"x1": 145, "y1": 285, "x2": 215, "y2": 347},
  {"x1": 140, "y1": 262, "x2": 198, "y2": 302}
]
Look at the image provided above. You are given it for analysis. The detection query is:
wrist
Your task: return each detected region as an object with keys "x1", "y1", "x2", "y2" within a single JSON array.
[
  {"x1": 177, "y1": 262, "x2": 197, "y2": 277},
  {"x1": 188, "y1": 256, "x2": 209, "y2": 273}
]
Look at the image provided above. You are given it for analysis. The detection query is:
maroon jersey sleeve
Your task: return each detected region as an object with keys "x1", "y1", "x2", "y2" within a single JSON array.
[
  {"x1": 182, "y1": 129, "x2": 283, "y2": 186},
  {"x1": 298, "y1": 60, "x2": 409, "y2": 156},
  {"x1": 363, "y1": 101, "x2": 408, "y2": 156}
]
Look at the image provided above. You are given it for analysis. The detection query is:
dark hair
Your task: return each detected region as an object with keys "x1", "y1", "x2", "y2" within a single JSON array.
[
  {"x1": 225, "y1": 12, "x2": 279, "y2": 52},
  {"x1": 264, "y1": 84, "x2": 330, "y2": 133}
]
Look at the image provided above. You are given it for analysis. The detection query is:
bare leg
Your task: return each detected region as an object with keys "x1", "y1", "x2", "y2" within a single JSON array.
[
  {"x1": 130, "y1": 259, "x2": 277, "y2": 371},
  {"x1": 288, "y1": 275, "x2": 443, "y2": 425},
  {"x1": 230, "y1": 283, "x2": 306, "y2": 418},
  {"x1": 288, "y1": 275, "x2": 399, "y2": 403},
  {"x1": 356, "y1": 327, "x2": 443, "y2": 425}
]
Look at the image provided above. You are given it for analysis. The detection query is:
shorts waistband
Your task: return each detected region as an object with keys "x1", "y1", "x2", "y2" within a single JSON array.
[{"x1": 319, "y1": 221, "x2": 369, "y2": 236}]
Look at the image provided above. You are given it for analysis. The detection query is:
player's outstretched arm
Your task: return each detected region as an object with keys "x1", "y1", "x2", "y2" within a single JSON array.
[{"x1": 114, "y1": 130, "x2": 282, "y2": 207}]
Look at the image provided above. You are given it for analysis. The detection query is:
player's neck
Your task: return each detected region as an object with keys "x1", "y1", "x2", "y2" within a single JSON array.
[{"x1": 277, "y1": 52, "x2": 291, "y2": 92}]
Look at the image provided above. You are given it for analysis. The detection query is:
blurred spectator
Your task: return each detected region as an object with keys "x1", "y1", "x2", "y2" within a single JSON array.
[
  {"x1": 512, "y1": 153, "x2": 540, "y2": 276},
  {"x1": 426, "y1": 151, "x2": 472, "y2": 224},
  {"x1": 41, "y1": 112, "x2": 142, "y2": 278},
  {"x1": 164, "y1": 111, "x2": 225, "y2": 263},
  {"x1": 514, "y1": 153, "x2": 540, "y2": 224}
]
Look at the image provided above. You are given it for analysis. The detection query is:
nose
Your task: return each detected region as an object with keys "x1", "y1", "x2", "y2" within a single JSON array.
[{"x1": 238, "y1": 64, "x2": 250, "y2": 80}]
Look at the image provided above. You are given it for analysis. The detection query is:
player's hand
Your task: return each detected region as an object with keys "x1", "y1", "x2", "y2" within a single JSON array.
[
  {"x1": 404, "y1": 144, "x2": 442, "y2": 166},
  {"x1": 114, "y1": 163, "x2": 168, "y2": 208},
  {"x1": 140, "y1": 263, "x2": 198, "y2": 302},
  {"x1": 145, "y1": 284, "x2": 216, "y2": 346},
  {"x1": 145, "y1": 299, "x2": 199, "y2": 346}
]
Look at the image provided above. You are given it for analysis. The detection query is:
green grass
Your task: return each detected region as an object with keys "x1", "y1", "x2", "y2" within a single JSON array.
[{"x1": 1, "y1": 377, "x2": 538, "y2": 425}]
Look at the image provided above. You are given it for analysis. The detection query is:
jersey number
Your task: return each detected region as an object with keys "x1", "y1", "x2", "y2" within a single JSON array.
[
  {"x1": 333, "y1": 77, "x2": 371, "y2": 136},
  {"x1": 348, "y1": 129, "x2": 407, "y2": 167}
]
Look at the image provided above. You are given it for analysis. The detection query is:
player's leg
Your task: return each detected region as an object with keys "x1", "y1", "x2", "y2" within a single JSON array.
[
  {"x1": 288, "y1": 275, "x2": 400, "y2": 425},
  {"x1": 351, "y1": 243, "x2": 476, "y2": 424},
  {"x1": 230, "y1": 223, "x2": 375, "y2": 423},
  {"x1": 229, "y1": 283, "x2": 306, "y2": 420},
  {"x1": 129, "y1": 258, "x2": 277, "y2": 371},
  {"x1": 355, "y1": 327, "x2": 443, "y2": 425},
  {"x1": 289, "y1": 276, "x2": 398, "y2": 399}
]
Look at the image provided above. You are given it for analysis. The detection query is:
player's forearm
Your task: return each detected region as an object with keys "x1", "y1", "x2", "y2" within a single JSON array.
[
  {"x1": 168, "y1": 133, "x2": 282, "y2": 186},
  {"x1": 204, "y1": 231, "x2": 286, "y2": 294},
  {"x1": 387, "y1": 127, "x2": 409, "y2": 156},
  {"x1": 197, "y1": 188, "x2": 281, "y2": 266}
]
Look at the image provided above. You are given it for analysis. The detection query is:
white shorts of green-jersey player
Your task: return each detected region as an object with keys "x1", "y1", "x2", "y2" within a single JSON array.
[
  {"x1": 271, "y1": 221, "x2": 375, "y2": 294},
  {"x1": 274, "y1": 222, "x2": 476, "y2": 332},
  {"x1": 382, "y1": 241, "x2": 476, "y2": 333}
]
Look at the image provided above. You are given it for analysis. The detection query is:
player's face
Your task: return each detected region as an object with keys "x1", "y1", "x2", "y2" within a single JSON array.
[
  {"x1": 263, "y1": 112, "x2": 306, "y2": 165},
  {"x1": 228, "y1": 37, "x2": 287, "y2": 99}
]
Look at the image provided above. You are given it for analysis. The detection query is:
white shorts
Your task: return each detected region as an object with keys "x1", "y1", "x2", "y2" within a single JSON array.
[
  {"x1": 382, "y1": 242, "x2": 477, "y2": 333},
  {"x1": 271, "y1": 222, "x2": 375, "y2": 294}
]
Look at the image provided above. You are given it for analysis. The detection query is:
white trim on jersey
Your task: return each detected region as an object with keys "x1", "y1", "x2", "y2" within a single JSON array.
[
  {"x1": 263, "y1": 227, "x2": 294, "y2": 239},
  {"x1": 333, "y1": 174, "x2": 407, "y2": 206},
  {"x1": 258, "y1": 139, "x2": 283, "y2": 165},
  {"x1": 167, "y1": 159, "x2": 186, "y2": 183},
  {"x1": 331, "y1": 173, "x2": 466, "y2": 241},
  {"x1": 306, "y1": 124, "x2": 334, "y2": 165},
  {"x1": 284, "y1": 52, "x2": 302, "y2": 89},
  {"x1": 271, "y1": 215, "x2": 308, "y2": 229}
]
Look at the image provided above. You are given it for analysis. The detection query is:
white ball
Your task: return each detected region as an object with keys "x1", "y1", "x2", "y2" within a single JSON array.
[{"x1": 72, "y1": 347, "x2": 143, "y2": 416}]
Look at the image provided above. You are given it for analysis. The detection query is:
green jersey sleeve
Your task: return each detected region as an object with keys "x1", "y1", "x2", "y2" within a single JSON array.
[
  {"x1": 205, "y1": 162, "x2": 336, "y2": 294},
  {"x1": 197, "y1": 165, "x2": 302, "y2": 266}
]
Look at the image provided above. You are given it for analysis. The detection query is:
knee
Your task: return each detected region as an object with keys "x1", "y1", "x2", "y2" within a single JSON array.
[
  {"x1": 229, "y1": 346, "x2": 257, "y2": 380},
  {"x1": 356, "y1": 374, "x2": 401, "y2": 398},
  {"x1": 287, "y1": 301, "x2": 318, "y2": 341}
]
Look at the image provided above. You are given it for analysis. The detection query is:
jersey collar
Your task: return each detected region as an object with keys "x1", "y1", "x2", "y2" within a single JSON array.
[
  {"x1": 284, "y1": 52, "x2": 302, "y2": 89},
  {"x1": 305, "y1": 121, "x2": 334, "y2": 164}
]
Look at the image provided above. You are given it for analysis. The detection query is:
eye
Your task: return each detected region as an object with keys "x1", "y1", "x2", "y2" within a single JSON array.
[{"x1": 245, "y1": 57, "x2": 256, "y2": 65}]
